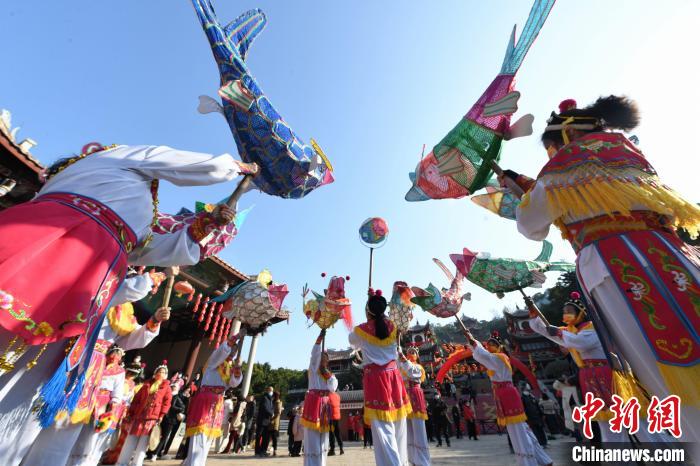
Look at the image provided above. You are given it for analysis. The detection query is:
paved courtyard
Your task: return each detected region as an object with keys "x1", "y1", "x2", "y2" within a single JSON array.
[{"x1": 153, "y1": 435, "x2": 576, "y2": 465}]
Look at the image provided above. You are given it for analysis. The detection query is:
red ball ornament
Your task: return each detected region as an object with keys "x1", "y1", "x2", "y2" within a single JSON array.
[
  {"x1": 321, "y1": 272, "x2": 326, "y2": 278},
  {"x1": 558, "y1": 99, "x2": 577, "y2": 113},
  {"x1": 375, "y1": 290, "x2": 382, "y2": 297},
  {"x1": 570, "y1": 291, "x2": 581, "y2": 300},
  {"x1": 345, "y1": 276, "x2": 350, "y2": 281}
]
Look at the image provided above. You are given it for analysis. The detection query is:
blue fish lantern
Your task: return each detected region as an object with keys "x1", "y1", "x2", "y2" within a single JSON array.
[{"x1": 192, "y1": 0, "x2": 334, "y2": 199}]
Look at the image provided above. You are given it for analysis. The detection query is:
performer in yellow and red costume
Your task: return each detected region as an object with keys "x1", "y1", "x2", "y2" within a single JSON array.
[
  {"x1": 398, "y1": 347, "x2": 430, "y2": 466},
  {"x1": 463, "y1": 331, "x2": 551, "y2": 466},
  {"x1": 300, "y1": 329, "x2": 338, "y2": 466},
  {"x1": 182, "y1": 330, "x2": 244, "y2": 466},
  {"x1": 503, "y1": 96, "x2": 700, "y2": 444},
  {"x1": 349, "y1": 290, "x2": 411, "y2": 466}
]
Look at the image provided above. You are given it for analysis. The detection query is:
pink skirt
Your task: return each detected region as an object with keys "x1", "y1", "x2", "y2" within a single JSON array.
[
  {"x1": 0, "y1": 193, "x2": 134, "y2": 345},
  {"x1": 185, "y1": 386, "x2": 225, "y2": 438}
]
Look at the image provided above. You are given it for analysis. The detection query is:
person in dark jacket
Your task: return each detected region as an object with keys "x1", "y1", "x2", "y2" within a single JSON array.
[
  {"x1": 521, "y1": 387, "x2": 547, "y2": 447},
  {"x1": 451, "y1": 405, "x2": 463, "y2": 439},
  {"x1": 255, "y1": 386, "x2": 275, "y2": 456},
  {"x1": 428, "y1": 393, "x2": 450, "y2": 447},
  {"x1": 148, "y1": 384, "x2": 189, "y2": 459}
]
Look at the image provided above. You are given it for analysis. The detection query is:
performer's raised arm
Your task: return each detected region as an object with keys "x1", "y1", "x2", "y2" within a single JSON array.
[{"x1": 135, "y1": 145, "x2": 255, "y2": 187}]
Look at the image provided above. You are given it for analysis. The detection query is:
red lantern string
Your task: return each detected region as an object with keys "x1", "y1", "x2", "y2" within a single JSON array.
[
  {"x1": 191, "y1": 293, "x2": 202, "y2": 319},
  {"x1": 217, "y1": 319, "x2": 232, "y2": 348},
  {"x1": 204, "y1": 302, "x2": 219, "y2": 332},
  {"x1": 199, "y1": 301, "x2": 211, "y2": 324},
  {"x1": 209, "y1": 304, "x2": 223, "y2": 340}
]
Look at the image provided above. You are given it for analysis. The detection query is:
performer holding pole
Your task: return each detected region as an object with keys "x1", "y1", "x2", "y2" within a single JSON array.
[
  {"x1": 505, "y1": 96, "x2": 700, "y2": 444},
  {"x1": 300, "y1": 329, "x2": 338, "y2": 466},
  {"x1": 349, "y1": 290, "x2": 411, "y2": 466},
  {"x1": 398, "y1": 347, "x2": 430, "y2": 466},
  {"x1": 182, "y1": 330, "x2": 245, "y2": 466},
  {"x1": 0, "y1": 143, "x2": 254, "y2": 466},
  {"x1": 462, "y1": 330, "x2": 552, "y2": 466}
]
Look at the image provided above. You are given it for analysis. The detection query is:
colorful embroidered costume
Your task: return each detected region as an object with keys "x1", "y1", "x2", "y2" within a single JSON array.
[
  {"x1": 516, "y1": 130, "x2": 700, "y2": 443},
  {"x1": 183, "y1": 339, "x2": 243, "y2": 466},
  {"x1": 301, "y1": 336, "x2": 338, "y2": 466},
  {"x1": 470, "y1": 341, "x2": 551, "y2": 466},
  {"x1": 398, "y1": 351, "x2": 430, "y2": 466},
  {"x1": 349, "y1": 318, "x2": 411, "y2": 466}
]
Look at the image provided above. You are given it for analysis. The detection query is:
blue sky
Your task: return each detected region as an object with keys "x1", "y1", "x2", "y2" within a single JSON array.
[{"x1": 2, "y1": 1, "x2": 697, "y2": 369}]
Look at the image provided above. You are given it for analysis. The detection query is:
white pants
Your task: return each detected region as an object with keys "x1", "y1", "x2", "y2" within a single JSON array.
[
  {"x1": 67, "y1": 423, "x2": 114, "y2": 466},
  {"x1": 590, "y1": 277, "x2": 700, "y2": 447},
  {"x1": 370, "y1": 418, "x2": 408, "y2": 466},
  {"x1": 303, "y1": 428, "x2": 329, "y2": 466},
  {"x1": 406, "y1": 418, "x2": 430, "y2": 466},
  {"x1": 507, "y1": 422, "x2": 552, "y2": 466},
  {"x1": 0, "y1": 330, "x2": 65, "y2": 466},
  {"x1": 214, "y1": 423, "x2": 230, "y2": 452},
  {"x1": 116, "y1": 435, "x2": 149, "y2": 466},
  {"x1": 21, "y1": 422, "x2": 83, "y2": 466},
  {"x1": 182, "y1": 433, "x2": 214, "y2": 466}
]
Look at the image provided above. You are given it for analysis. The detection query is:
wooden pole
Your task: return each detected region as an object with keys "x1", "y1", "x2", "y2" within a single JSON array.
[
  {"x1": 517, "y1": 288, "x2": 551, "y2": 326},
  {"x1": 161, "y1": 275, "x2": 176, "y2": 309},
  {"x1": 183, "y1": 328, "x2": 204, "y2": 380},
  {"x1": 453, "y1": 314, "x2": 469, "y2": 332},
  {"x1": 368, "y1": 248, "x2": 374, "y2": 289},
  {"x1": 226, "y1": 173, "x2": 256, "y2": 208},
  {"x1": 240, "y1": 334, "x2": 260, "y2": 398},
  {"x1": 490, "y1": 160, "x2": 525, "y2": 197}
]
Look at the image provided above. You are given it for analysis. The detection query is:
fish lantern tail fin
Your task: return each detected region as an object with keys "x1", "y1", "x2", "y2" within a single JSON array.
[
  {"x1": 534, "y1": 240, "x2": 553, "y2": 262},
  {"x1": 223, "y1": 8, "x2": 267, "y2": 61},
  {"x1": 499, "y1": 0, "x2": 556, "y2": 75}
]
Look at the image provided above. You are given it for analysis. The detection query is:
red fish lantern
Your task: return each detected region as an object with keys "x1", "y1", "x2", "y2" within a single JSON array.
[{"x1": 174, "y1": 280, "x2": 196, "y2": 301}]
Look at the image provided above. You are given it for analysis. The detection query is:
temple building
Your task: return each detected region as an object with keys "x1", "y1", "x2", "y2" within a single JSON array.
[
  {"x1": 0, "y1": 109, "x2": 43, "y2": 209},
  {"x1": 504, "y1": 307, "x2": 564, "y2": 372}
]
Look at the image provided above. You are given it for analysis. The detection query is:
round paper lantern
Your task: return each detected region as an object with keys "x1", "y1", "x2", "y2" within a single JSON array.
[{"x1": 359, "y1": 217, "x2": 389, "y2": 247}]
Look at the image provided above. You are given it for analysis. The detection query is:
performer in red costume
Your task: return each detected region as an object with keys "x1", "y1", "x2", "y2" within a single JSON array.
[
  {"x1": 398, "y1": 347, "x2": 430, "y2": 466},
  {"x1": 504, "y1": 96, "x2": 700, "y2": 445},
  {"x1": 182, "y1": 331, "x2": 244, "y2": 466},
  {"x1": 116, "y1": 361, "x2": 172, "y2": 466},
  {"x1": 300, "y1": 329, "x2": 338, "y2": 466},
  {"x1": 349, "y1": 290, "x2": 411, "y2": 466},
  {"x1": 463, "y1": 331, "x2": 551, "y2": 466},
  {"x1": 0, "y1": 142, "x2": 255, "y2": 466}
]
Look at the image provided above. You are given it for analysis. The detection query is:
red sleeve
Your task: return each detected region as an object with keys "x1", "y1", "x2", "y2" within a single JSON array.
[
  {"x1": 128, "y1": 384, "x2": 147, "y2": 416},
  {"x1": 160, "y1": 388, "x2": 173, "y2": 419}
]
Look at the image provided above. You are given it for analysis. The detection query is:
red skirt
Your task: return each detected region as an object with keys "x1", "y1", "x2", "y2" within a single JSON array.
[
  {"x1": 185, "y1": 385, "x2": 225, "y2": 439},
  {"x1": 363, "y1": 361, "x2": 411, "y2": 423},
  {"x1": 0, "y1": 193, "x2": 134, "y2": 344},
  {"x1": 579, "y1": 360, "x2": 615, "y2": 421},
  {"x1": 492, "y1": 381, "x2": 526, "y2": 426},
  {"x1": 406, "y1": 382, "x2": 427, "y2": 420},
  {"x1": 301, "y1": 389, "x2": 332, "y2": 433}
]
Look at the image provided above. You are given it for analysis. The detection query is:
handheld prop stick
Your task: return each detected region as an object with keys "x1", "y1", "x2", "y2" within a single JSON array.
[
  {"x1": 160, "y1": 266, "x2": 181, "y2": 316},
  {"x1": 491, "y1": 160, "x2": 526, "y2": 198}
]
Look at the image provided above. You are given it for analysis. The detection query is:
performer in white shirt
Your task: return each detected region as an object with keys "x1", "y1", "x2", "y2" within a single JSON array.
[
  {"x1": 0, "y1": 143, "x2": 254, "y2": 466},
  {"x1": 21, "y1": 272, "x2": 170, "y2": 466},
  {"x1": 300, "y1": 329, "x2": 338, "y2": 466},
  {"x1": 349, "y1": 290, "x2": 410, "y2": 466},
  {"x1": 398, "y1": 347, "x2": 430, "y2": 466},
  {"x1": 463, "y1": 331, "x2": 552, "y2": 466},
  {"x1": 182, "y1": 331, "x2": 244, "y2": 466}
]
